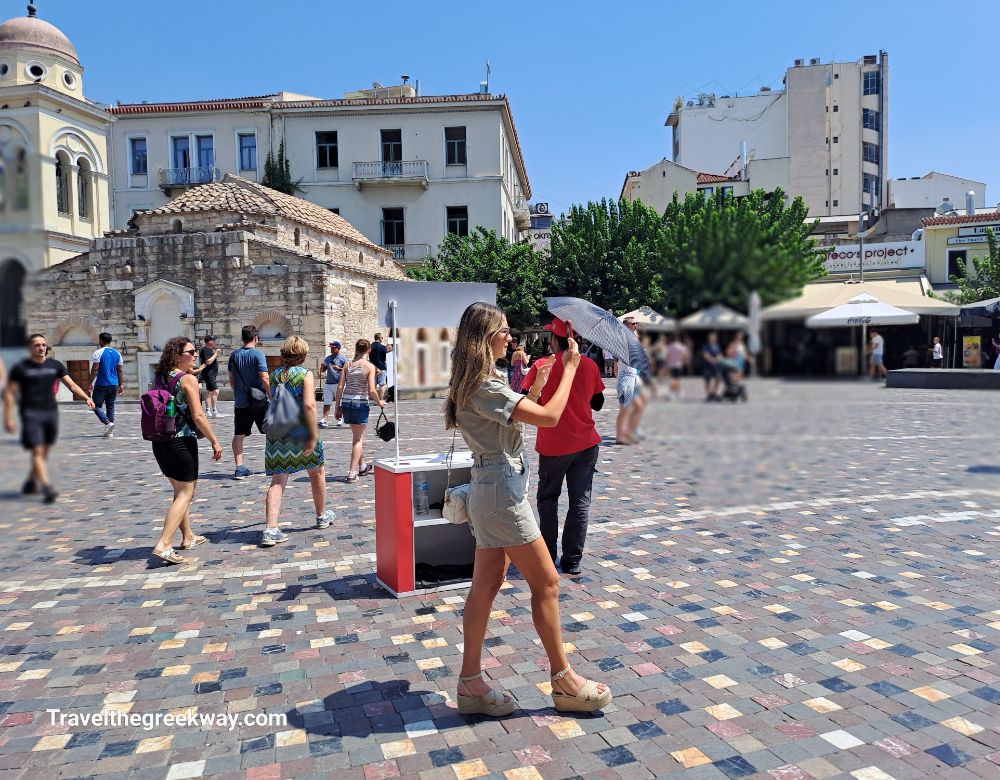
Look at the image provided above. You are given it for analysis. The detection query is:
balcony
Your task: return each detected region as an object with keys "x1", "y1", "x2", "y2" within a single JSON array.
[
  {"x1": 514, "y1": 207, "x2": 532, "y2": 232},
  {"x1": 157, "y1": 167, "x2": 223, "y2": 193},
  {"x1": 385, "y1": 243, "x2": 432, "y2": 266},
  {"x1": 353, "y1": 160, "x2": 429, "y2": 190}
]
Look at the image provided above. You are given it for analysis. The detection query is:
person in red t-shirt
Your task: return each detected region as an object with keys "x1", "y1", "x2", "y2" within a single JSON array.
[{"x1": 521, "y1": 318, "x2": 606, "y2": 575}]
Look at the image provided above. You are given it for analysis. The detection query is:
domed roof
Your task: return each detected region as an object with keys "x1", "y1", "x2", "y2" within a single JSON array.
[{"x1": 0, "y1": 7, "x2": 79, "y2": 66}]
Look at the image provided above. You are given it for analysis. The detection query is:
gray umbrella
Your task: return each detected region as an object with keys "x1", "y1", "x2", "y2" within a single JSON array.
[{"x1": 545, "y1": 296, "x2": 651, "y2": 377}]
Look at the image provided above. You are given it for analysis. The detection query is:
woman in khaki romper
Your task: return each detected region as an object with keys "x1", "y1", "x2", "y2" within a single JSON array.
[{"x1": 445, "y1": 302, "x2": 612, "y2": 716}]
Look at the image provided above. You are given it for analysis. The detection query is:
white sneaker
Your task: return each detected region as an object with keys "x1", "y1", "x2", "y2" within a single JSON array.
[
  {"x1": 213, "y1": 410, "x2": 225, "y2": 417},
  {"x1": 315, "y1": 510, "x2": 334, "y2": 529},
  {"x1": 318, "y1": 420, "x2": 329, "y2": 429},
  {"x1": 335, "y1": 418, "x2": 344, "y2": 427},
  {"x1": 103, "y1": 422, "x2": 115, "y2": 438}
]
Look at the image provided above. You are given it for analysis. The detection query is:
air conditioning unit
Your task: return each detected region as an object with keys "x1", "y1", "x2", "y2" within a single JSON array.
[
  {"x1": 793, "y1": 58, "x2": 804, "y2": 67},
  {"x1": 810, "y1": 58, "x2": 820, "y2": 65}
]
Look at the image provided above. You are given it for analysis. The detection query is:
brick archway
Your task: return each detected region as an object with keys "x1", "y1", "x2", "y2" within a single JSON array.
[
  {"x1": 52, "y1": 316, "x2": 99, "y2": 346},
  {"x1": 251, "y1": 311, "x2": 294, "y2": 339}
]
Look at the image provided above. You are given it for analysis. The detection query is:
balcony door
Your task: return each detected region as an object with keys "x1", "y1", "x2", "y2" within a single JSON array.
[
  {"x1": 172, "y1": 137, "x2": 190, "y2": 172},
  {"x1": 196, "y1": 136, "x2": 214, "y2": 182},
  {"x1": 381, "y1": 207, "x2": 405, "y2": 252},
  {"x1": 380, "y1": 129, "x2": 402, "y2": 176}
]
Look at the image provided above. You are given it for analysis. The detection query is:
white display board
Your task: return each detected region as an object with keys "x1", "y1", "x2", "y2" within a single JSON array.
[{"x1": 377, "y1": 282, "x2": 497, "y2": 329}]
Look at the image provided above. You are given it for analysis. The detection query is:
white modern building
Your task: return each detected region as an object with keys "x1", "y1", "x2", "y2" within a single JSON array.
[
  {"x1": 887, "y1": 172, "x2": 986, "y2": 211},
  {"x1": 108, "y1": 82, "x2": 532, "y2": 265},
  {"x1": 665, "y1": 53, "x2": 889, "y2": 219}
]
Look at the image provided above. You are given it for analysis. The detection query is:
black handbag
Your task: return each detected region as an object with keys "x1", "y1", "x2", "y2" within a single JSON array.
[{"x1": 375, "y1": 410, "x2": 395, "y2": 442}]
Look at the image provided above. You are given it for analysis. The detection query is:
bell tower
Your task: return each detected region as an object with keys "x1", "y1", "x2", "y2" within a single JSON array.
[{"x1": 0, "y1": 2, "x2": 113, "y2": 347}]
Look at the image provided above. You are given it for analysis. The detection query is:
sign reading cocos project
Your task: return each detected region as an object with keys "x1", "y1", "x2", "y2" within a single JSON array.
[{"x1": 823, "y1": 240, "x2": 925, "y2": 274}]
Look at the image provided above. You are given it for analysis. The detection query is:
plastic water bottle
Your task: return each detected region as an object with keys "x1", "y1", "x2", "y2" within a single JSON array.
[{"x1": 414, "y1": 473, "x2": 430, "y2": 515}]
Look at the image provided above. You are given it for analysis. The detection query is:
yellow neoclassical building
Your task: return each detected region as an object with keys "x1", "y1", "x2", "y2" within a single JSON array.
[{"x1": 0, "y1": 3, "x2": 112, "y2": 348}]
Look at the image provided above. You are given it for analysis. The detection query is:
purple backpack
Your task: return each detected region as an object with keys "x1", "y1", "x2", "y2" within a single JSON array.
[{"x1": 140, "y1": 373, "x2": 185, "y2": 442}]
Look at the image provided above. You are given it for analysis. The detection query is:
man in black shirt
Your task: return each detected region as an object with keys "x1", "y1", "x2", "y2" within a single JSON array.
[
  {"x1": 4, "y1": 333, "x2": 95, "y2": 503},
  {"x1": 369, "y1": 333, "x2": 394, "y2": 402},
  {"x1": 194, "y1": 335, "x2": 222, "y2": 418}
]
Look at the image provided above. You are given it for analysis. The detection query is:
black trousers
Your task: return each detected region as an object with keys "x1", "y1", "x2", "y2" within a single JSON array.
[{"x1": 536, "y1": 444, "x2": 600, "y2": 567}]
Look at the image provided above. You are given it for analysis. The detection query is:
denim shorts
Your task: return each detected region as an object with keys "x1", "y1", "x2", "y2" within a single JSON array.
[
  {"x1": 340, "y1": 399, "x2": 370, "y2": 425},
  {"x1": 466, "y1": 451, "x2": 541, "y2": 549},
  {"x1": 375, "y1": 370, "x2": 387, "y2": 387}
]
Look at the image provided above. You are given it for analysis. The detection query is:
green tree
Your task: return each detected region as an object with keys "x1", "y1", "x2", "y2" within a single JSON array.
[
  {"x1": 661, "y1": 188, "x2": 825, "y2": 314},
  {"x1": 261, "y1": 141, "x2": 301, "y2": 195},
  {"x1": 407, "y1": 229, "x2": 548, "y2": 330},
  {"x1": 547, "y1": 198, "x2": 667, "y2": 314},
  {"x1": 952, "y1": 228, "x2": 1000, "y2": 303}
]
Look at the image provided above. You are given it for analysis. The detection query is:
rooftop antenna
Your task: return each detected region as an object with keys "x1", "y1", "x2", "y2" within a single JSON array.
[
  {"x1": 484, "y1": 60, "x2": 490, "y2": 93},
  {"x1": 400, "y1": 74, "x2": 410, "y2": 85}
]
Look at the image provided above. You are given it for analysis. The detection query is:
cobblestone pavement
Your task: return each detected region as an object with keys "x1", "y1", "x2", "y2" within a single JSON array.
[{"x1": 1, "y1": 379, "x2": 999, "y2": 780}]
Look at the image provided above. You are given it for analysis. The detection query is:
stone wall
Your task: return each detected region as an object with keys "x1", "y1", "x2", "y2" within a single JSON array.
[{"x1": 27, "y1": 225, "x2": 406, "y2": 394}]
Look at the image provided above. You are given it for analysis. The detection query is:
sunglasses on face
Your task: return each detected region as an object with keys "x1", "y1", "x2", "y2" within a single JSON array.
[
  {"x1": 181, "y1": 349, "x2": 197, "y2": 355},
  {"x1": 492, "y1": 327, "x2": 511, "y2": 337}
]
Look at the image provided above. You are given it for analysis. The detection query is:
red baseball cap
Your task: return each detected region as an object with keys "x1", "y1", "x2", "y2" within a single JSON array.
[{"x1": 543, "y1": 317, "x2": 568, "y2": 338}]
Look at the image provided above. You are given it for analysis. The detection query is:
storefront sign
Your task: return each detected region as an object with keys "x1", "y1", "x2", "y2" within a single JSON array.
[
  {"x1": 948, "y1": 235, "x2": 990, "y2": 245},
  {"x1": 823, "y1": 240, "x2": 925, "y2": 273},
  {"x1": 528, "y1": 229, "x2": 551, "y2": 253},
  {"x1": 958, "y1": 224, "x2": 1000, "y2": 236},
  {"x1": 963, "y1": 335, "x2": 982, "y2": 368}
]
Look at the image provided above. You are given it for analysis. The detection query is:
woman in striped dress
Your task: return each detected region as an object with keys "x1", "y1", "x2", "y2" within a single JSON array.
[{"x1": 261, "y1": 336, "x2": 333, "y2": 547}]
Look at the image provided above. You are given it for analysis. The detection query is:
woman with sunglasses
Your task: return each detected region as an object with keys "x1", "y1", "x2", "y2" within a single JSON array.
[
  {"x1": 150, "y1": 337, "x2": 223, "y2": 565},
  {"x1": 446, "y1": 302, "x2": 612, "y2": 717}
]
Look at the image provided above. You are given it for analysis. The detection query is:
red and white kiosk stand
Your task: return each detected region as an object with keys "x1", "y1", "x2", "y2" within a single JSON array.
[
  {"x1": 372, "y1": 281, "x2": 497, "y2": 598},
  {"x1": 374, "y1": 452, "x2": 476, "y2": 597}
]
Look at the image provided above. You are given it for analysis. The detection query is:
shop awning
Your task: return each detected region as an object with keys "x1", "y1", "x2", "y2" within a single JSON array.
[{"x1": 762, "y1": 279, "x2": 959, "y2": 321}]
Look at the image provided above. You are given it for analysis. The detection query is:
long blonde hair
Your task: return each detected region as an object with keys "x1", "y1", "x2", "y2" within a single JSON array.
[{"x1": 444, "y1": 302, "x2": 505, "y2": 429}]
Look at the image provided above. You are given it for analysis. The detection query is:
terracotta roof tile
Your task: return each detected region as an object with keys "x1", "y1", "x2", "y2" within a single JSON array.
[
  {"x1": 696, "y1": 172, "x2": 739, "y2": 184},
  {"x1": 922, "y1": 211, "x2": 1000, "y2": 227},
  {"x1": 136, "y1": 176, "x2": 388, "y2": 252}
]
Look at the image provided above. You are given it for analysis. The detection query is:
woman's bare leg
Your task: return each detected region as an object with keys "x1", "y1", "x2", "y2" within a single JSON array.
[
  {"x1": 307, "y1": 466, "x2": 325, "y2": 515},
  {"x1": 265, "y1": 473, "x2": 289, "y2": 528},
  {"x1": 505, "y1": 537, "x2": 608, "y2": 697},
  {"x1": 458, "y1": 547, "x2": 508, "y2": 698},
  {"x1": 154, "y1": 478, "x2": 196, "y2": 553}
]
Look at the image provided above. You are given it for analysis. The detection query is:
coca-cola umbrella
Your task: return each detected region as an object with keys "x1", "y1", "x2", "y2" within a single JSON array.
[
  {"x1": 545, "y1": 296, "x2": 651, "y2": 378},
  {"x1": 806, "y1": 292, "x2": 918, "y2": 375}
]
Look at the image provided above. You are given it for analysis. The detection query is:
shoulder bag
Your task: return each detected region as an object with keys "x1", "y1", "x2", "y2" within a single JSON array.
[{"x1": 442, "y1": 428, "x2": 471, "y2": 525}]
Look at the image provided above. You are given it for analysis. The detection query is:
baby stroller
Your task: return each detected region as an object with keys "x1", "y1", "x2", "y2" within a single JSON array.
[{"x1": 718, "y1": 358, "x2": 748, "y2": 402}]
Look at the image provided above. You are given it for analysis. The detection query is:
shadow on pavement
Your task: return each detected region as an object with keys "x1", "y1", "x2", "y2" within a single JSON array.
[
  {"x1": 966, "y1": 465, "x2": 1000, "y2": 474},
  {"x1": 283, "y1": 679, "x2": 487, "y2": 745}
]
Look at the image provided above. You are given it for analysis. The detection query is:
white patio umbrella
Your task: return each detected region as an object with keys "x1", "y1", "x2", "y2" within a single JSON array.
[
  {"x1": 618, "y1": 306, "x2": 677, "y2": 332},
  {"x1": 680, "y1": 304, "x2": 749, "y2": 330},
  {"x1": 806, "y1": 292, "x2": 919, "y2": 375}
]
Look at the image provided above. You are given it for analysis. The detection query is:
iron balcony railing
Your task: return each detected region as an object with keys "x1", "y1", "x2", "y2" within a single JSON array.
[
  {"x1": 353, "y1": 160, "x2": 428, "y2": 182},
  {"x1": 385, "y1": 244, "x2": 432, "y2": 263},
  {"x1": 157, "y1": 167, "x2": 223, "y2": 188}
]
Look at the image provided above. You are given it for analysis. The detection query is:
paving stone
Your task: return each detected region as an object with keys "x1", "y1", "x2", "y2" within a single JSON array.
[{"x1": 0, "y1": 384, "x2": 998, "y2": 779}]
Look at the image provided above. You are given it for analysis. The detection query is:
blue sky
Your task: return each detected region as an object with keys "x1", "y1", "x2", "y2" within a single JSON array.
[{"x1": 32, "y1": 0, "x2": 1000, "y2": 216}]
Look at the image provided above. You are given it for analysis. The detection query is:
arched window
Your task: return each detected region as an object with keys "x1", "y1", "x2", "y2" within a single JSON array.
[
  {"x1": 324, "y1": 242, "x2": 330, "y2": 255},
  {"x1": 76, "y1": 157, "x2": 90, "y2": 218},
  {"x1": 416, "y1": 328, "x2": 428, "y2": 342},
  {"x1": 439, "y1": 328, "x2": 450, "y2": 341},
  {"x1": 172, "y1": 219, "x2": 182, "y2": 233},
  {"x1": 55, "y1": 151, "x2": 70, "y2": 215},
  {"x1": 14, "y1": 149, "x2": 27, "y2": 210},
  {"x1": 293, "y1": 228, "x2": 300, "y2": 246}
]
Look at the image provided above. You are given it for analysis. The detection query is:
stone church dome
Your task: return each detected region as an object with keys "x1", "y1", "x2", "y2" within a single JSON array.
[{"x1": 0, "y1": 5, "x2": 79, "y2": 66}]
